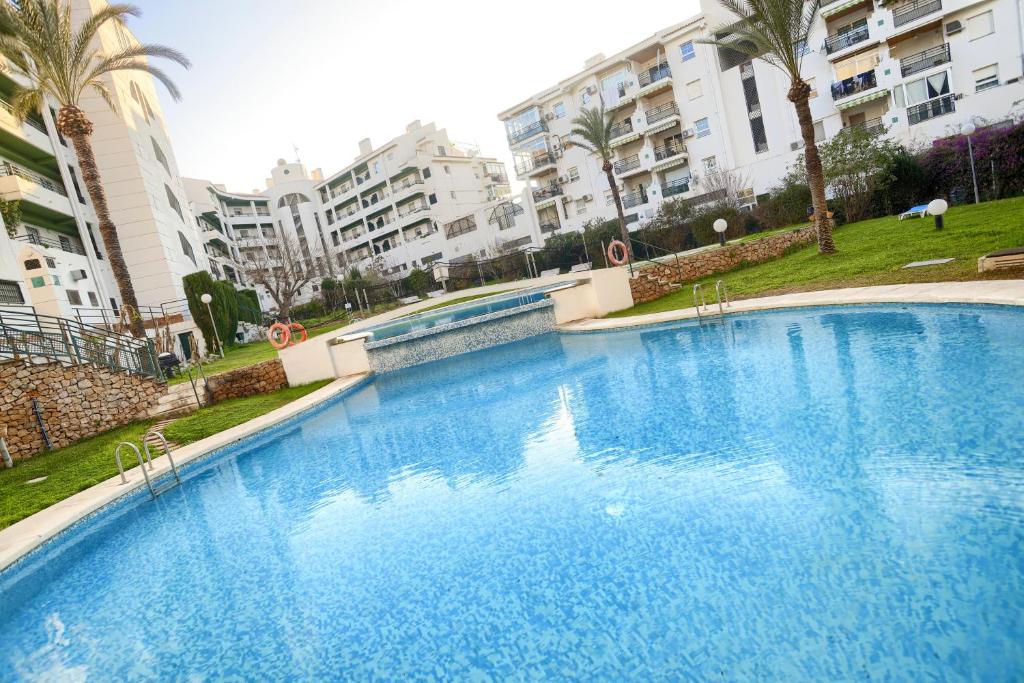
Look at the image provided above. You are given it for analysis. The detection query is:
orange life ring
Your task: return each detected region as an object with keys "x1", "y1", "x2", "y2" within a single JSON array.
[
  {"x1": 288, "y1": 323, "x2": 307, "y2": 345},
  {"x1": 607, "y1": 239, "x2": 629, "y2": 266},
  {"x1": 268, "y1": 322, "x2": 291, "y2": 349}
]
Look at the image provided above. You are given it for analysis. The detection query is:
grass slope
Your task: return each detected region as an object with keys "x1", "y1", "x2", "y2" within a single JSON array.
[{"x1": 613, "y1": 197, "x2": 1024, "y2": 317}]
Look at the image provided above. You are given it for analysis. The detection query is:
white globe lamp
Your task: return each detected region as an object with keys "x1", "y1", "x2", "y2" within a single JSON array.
[
  {"x1": 927, "y1": 198, "x2": 948, "y2": 231},
  {"x1": 713, "y1": 218, "x2": 728, "y2": 246}
]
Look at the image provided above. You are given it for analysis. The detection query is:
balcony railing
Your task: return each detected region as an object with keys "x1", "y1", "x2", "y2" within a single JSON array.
[
  {"x1": 532, "y1": 184, "x2": 563, "y2": 202},
  {"x1": 539, "y1": 221, "x2": 560, "y2": 234},
  {"x1": 620, "y1": 189, "x2": 648, "y2": 209},
  {"x1": 0, "y1": 161, "x2": 67, "y2": 196},
  {"x1": 824, "y1": 25, "x2": 869, "y2": 54},
  {"x1": 13, "y1": 232, "x2": 86, "y2": 256},
  {"x1": 646, "y1": 101, "x2": 680, "y2": 125},
  {"x1": 900, "y1": 43, "x2": 950, "y2": 77},
  {"x1": 907, "y1": 94, "x2": 955, "y2": 125},
  {"x1": 893, "y1": 0, "x2": 941, "y2": 27},
  {"x1": 507, "y1": 120, "x2": 547, "y2": 145},
  {"x1": 613, "y1": 154, "x2": 641, "y2": 175},
  {"x1": 844, "y1": 117, "x2": 885, "y2": 136},
  {"x1": 609, "y1": 119, "x2": 634, "y2": 139},
  {"x1": 662, "y1": 177, "x2": 690, "y2": 198},
  {"x1": 638, "y1": 62, "x2": 671, "y2": 88},
  {"x1": 0, "y1": 97, "x2": 47, "y2": 134},
  {"x1": 515, "y1": 152, "x2": 556, "y2": 176},
  {"x1": 485, "y1": 172, "x2": 508, "y2": 185},
  {"x1": 831, "y1": 69, "x2": 878, "y2": 100},
  {"x1": 653, "y1": 141, "x2": 685, "y2": 161},
  {"x1": 398, "y1": 203, "x2": 430, "y2": 218}
]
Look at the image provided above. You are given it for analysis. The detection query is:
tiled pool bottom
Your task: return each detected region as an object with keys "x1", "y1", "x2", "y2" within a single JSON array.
[{"x1": 2, "y1": 304, "x2": 1023, "y2": 680}]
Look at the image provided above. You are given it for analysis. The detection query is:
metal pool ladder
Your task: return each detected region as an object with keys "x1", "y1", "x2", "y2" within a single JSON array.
[
  {"x1": 692, "y1": 281, "x2": 731, "y2": 324},
  {"x1": 114, "y1": 430, "x2": 181, "y2": 499}
]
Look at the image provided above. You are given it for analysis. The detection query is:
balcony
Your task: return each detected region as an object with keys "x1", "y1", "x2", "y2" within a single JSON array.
[
  {"x1": 485, "y1": 172, "x2": 508, "y2": 185},
  {"x1": 13, "y1": 231, "x2": 86, "y2": 256},
  {"x1": 507, "y1": 120, "x2": 547, "y2": 146},
  {"x1": 515, "y1": 152, "x2": 557, "y2": 177},
  {"x1": 646, "y1": 102, "x2": 680, "y2": 126},
  {"x1": 824, "y1": 25, "x2": 869, "y2": 54},
  {"x1": 0, "y1": 97, "x2": 52, "y2": 152},
  {"x1": 662, "y1": 177, "x2": 690, "y2": 198},
  {"x1": 844, "y1": 117, "x2": 886, "y2": 136},
  {"x1": 613, "y1": 154, "x2": 641, "y2": 176},
  {"x1": 907, "y1": 94, "x2": 954, "y2": 125},
  {"x1": 653, "y1": 141, "x2": 686, "y2": 162},
  {"x1": 900, "y1": 43, "x2": 950, "y2": 77},
  {"x1": 609, "y1": 119, "x2": 634, "y2": 140},
  {"x1": 397, "y1": 202, "x2": 431, "y2": 221},
  {"x1": 893, "y1": 0, "x2": 941, "y2": 28},
  {"x1": 620, "y1": 188, "x2": 648, "y2": 209},
  {"x1": 539, "y1": 219, "x2": 561, "y2": 234},
  {"x1": 0, "y1": 161, "x2": 72, "y2": 216},
  {"x1": 638, "y1": 62, "x2": 672, "y2": 91},
  {"x1": 831, "y1": 69, "x2": 878, "y2": 101},
  {"x1": 532, "y1": 184, "x2": 563, "y2": 204}
]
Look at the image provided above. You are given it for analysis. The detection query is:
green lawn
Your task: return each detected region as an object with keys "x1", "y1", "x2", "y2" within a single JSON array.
[
  {"x1": 612, "y1": 197, "x2": 1024, "y2": 317},
  {"x1": 0, "y1": 380, "x2": 331, "y2": 530}
]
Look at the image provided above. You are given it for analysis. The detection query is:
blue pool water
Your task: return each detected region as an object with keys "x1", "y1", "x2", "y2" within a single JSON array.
[
  {"x1": 360, "y1": 288, "x2": 547, "y2": 341},
  {"x1": 1, "y1": 304, "x2": 1022, "y2": 680}
]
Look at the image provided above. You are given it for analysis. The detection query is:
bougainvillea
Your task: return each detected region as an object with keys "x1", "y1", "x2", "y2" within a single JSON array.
[{"x1": 919, "y1": 119, "x2": 1024, "y2": 203}]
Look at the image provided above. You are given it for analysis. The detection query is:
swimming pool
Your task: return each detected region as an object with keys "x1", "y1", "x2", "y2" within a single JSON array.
[
  {"x1": 1, "y1": 304, "x2": 1022, "y2": 679},
  {"x1": 358, "y1": 287, "x2": 550, "y2": 341}
]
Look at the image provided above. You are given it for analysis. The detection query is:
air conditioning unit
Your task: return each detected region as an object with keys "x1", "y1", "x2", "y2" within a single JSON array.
[
  {"x1": 70, "y1": 269, "x2": 87, "y2": 281},
  {"x1": 585, "y1": 86, "x2": 596, "y2": 95},
  {"x1": 557, "y1": 175, "x2": 569, "y2": 184},
  {"x1": 545, "y1": 112, "x2": 555, "y2": 121},
  {"x1": 790, "y1": 140, "x2": 804, "y2": 151},
  {"x1": 681, "y1": 128, "x2": 695, "y2": 139},
  {"x1": 945, "y1": 20, "x2": 963, "y2": 35},
  {"x1": 582, "y1": 194, "x2": 593, "y2": 202},
  {"x1": 561, "y1": 195, "x2": 572, "y2": 203}
]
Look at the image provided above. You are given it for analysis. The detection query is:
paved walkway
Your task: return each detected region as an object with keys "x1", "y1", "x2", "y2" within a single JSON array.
[{"x1": 559, "y1": 280, "x2": 1024, "y2": 332}]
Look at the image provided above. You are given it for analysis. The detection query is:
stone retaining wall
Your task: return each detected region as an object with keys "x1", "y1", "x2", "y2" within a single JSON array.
[
  {"x1": 206, "y1": 359, "x2": 288, "y2": 402},
  {"x1": 0, "y1": 360, "x2": 165, "y2": 459}
]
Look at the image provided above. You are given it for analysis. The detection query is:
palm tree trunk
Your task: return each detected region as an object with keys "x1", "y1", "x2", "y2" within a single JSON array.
[
  {"x1": 603, "y1": 161, "x2": 634, "y2": 260},
  {"x1": 789, "y1": 82, "x2": 836, "y2": 254},
  {"x1": 59, "y1": 107, "x2": 147, "y2": 336}
]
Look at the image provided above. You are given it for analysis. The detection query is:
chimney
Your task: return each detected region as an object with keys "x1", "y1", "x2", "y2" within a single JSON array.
[
  {"x1": 358, "y1": 138, "x2": 373, "y2": 156},
  {"x1": 406, "y1": 120, "x2": 422, "y2": 133}
]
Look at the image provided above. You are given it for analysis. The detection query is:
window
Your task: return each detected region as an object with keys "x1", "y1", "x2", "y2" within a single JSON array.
[
  {"x1": 813, "y1": 121, "x2": 826, "y2": 142},
  {"x1": 31, "y1": 276, "x2": 45, "y2": 288},
  {"x1": 24, "y1": 259, "x2": 42, "y2": 270},
  {"x1": 165, "y1": 184, "x2": 184, "y2": 221},
  {"x1": 151, "y1": 137, "x2": 170, "y2": 174},
  {"x1": 68, "y1": 165, "x2": 85, "y2": 204},
  {"x1": 428, "y1": 193, "x2": 437, "y2": 204},
  {"x1": 46, "y1": 257, "x2": 57, "y2": 268},
  {"x1": 806, "y1": 77, "x2": 818, "y2": 99},
  {"x1": 568, "y1": 166, "x2": 580, "y2": 182},
  {"x1": 575, "y1": 198, "x2": 587, "y2": 216},
  {"x1": 702, "y1": 156, "x2": 718, "y2": 174},
  {"x1": 580, "y1": 89, "x2": 591, "y2": 106},
  {"x1": 444, "y1": 165, "x2": 451, "y2": 174},
  {"x1": 968, "y1": 10, "x2": 994, "y2": 40},
  {"x1": 178, "y1": 231, "x2": 196, "y2": 265},
  {"x1": 59, "y1": 236, "x2": 71, "y2": 252},
  {"x1": 794, "y1": 39, "x2": 809, "y2": 58},
  {"x1": 834, "y1": 52, "x2": 880, "y2": 81},
  {"x1": 974, "y1": 63, "x2": 999, "y2": 92},
  {"x1": 553, "y1": 102, "x2": 566, "y2": 118},
  {"x1": 87, "y1": 291, "x2": 99, "y2": 306},
  {"x1": 904, "y1": 70, "x2": 949, "y2": 105},
  {"x1": 695, "y1": 117, "x2": 711, "y2": 138},
  {"x1": 0, "y1": 280, "x2": 24, "y2": 304},
  {"x1": 686, "y1": 79, "x2": 703, "y2": 100},
  {"x1": 372, "y1": 161, "x2": 380, "y2": 174},
  {"x1": 52, "y1": 275, "x2": 61, "y2": 286},
  {"x1": 680, "y1": 40, "x2": 695, "y2": 61},
  {"x1": 437, "y1": 145, "x2": 447, "y2": 156},
  {"x1": 66, "y1": 289, "x2": 83, "y2": 306},
  {"x1": 450, "y1": 191, "x2": 457, "y2": 199},
  {"x1": 423, "y1": 167, "x2": 431, "y2": 179}
]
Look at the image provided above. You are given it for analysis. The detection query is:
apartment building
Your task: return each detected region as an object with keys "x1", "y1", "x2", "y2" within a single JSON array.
[
  {"x1": 498, "y1": 0, "x2": 1024, "y2": 237},
  {"x1": 190, "y1": 121, "x2": 528, "y2": 312}
]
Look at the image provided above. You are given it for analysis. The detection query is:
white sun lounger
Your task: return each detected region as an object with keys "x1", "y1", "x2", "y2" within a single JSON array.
[{"x1": 899, "y1": 204, "x2": 929, "y2": 220}]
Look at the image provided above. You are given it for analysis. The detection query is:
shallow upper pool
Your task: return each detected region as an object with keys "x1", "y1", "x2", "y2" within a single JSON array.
[{"x1": 2, "y1": 304, "x2": 1022, "y2": 680}]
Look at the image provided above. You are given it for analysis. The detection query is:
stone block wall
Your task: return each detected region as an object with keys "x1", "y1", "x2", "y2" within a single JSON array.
[
  {"x1": 206, "y1": 359, "x2": 288, "y2": 402},
  {"x1": 0, "y1": 360, "x2": 165, "y2": 459}
]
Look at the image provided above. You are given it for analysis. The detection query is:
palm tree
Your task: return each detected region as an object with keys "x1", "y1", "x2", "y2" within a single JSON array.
[
  {"x1": 699, "y1": 0, "x2": 836, "y2": 254},
  {"x1": 569, "y1": 105, "x2": 633, "y2": 260},
  {"x1": 0, "y1": 1, "x2": 190, "y2": 335}
]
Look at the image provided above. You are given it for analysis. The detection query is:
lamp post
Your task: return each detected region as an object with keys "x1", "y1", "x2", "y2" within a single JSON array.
[
  {"x1": 927, "y1": 198, "x2": 948, "y2": 231},
  {"x1": 200, "y1": 293, "x2": 224, "y2": 358},
  {"x1": 713, "y1": 218, "x2": 728, "y2": 247},
  {"x1": 962, "y1": 122, "x2": 980, "y2": 204}
]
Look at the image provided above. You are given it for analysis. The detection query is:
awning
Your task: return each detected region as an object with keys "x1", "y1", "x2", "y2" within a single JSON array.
[
  {"x1": 610, "y1": 131, "x2": 642, "y2": 148},
  {"x1": 533, "y1": 196, "x2": 558, "y2": 209},
  {"x1": 645, "y1": 117, "x2": 680, "y2": 136},
  {"x1": 835, "y1": 88, "x2": 889, "y2": 110},
  {"x1": 637, "y1": 78, "x2": 673, "y2": 98},
  {"x1": 651, "y1": 154, "x2": 688, "y2": 172},
  {"x1": 821, "y1": 0, "x2": 870, "y2": 19}
]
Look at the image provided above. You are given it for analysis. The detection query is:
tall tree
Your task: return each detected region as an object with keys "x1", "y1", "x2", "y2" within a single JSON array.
[
  {"x1": 241, "y1": 233, "x2": 324, "y2": 322},
  {"x1": 569, "y1": 105, "x2": 634, "y2": 259},
  {"x1": 0, "y1": 1, "x2": 191, "y2": 335},
  {"x1": 700, "y1": 0, "x2": 836, "y2": 253}
]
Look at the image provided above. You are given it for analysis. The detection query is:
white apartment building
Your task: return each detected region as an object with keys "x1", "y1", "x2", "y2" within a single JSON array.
[
  {"x1": 499, "y1": 0, "x2": 1024, "y2": 237},
  {"x1": 189, "y1": 121, "x2": 534, "y2": 312}
]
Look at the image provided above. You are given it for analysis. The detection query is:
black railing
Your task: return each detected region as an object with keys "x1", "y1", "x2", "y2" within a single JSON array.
[
  {"x1": 613, "y1": 154, "x2": 641, "y2": 175},
  {"x1": 515, "y1": 152, "x2": 555, "y2": 176},
  {"x1": 662, "y1": 177, "x2": 690, "y2": 198},
  {"x1": 646, "y1": 101, "x2": 680, "y2": 125},
  {"x1": 638, "y1": 62, "x2": 671, "y2": 88},
  {"x1": 824, "y1": 25, "x2": 869, "y2": 54},
  {"x1": 0, "y1": 308, "x2": 161, "y2": 379},
  {"x1": 894, "y1": 0, "x2": 941, "y2": 27},
  {"x1": 653, "y1": 141, "x2": 685, "y2": 161},
  {"x1": 13, "y1": 233, "x2": 86, "y2": 256},
  {"x1": 844, "y1": 117, "x2": 885, "y2": 136},
  {"x1": 831, "y1": 69, "x2": 878, "y2": 100},
  {"x1": 507, "y1": 120, "x2": 547, "y2": 145},
  {"x1": 620, "y1": 189, "x2": 648, "y2": 209},
  {"x1": 900, "y1": 43, "x2": 950, "y2": 77},
  {"x1": 609, "y1": 119, "x2": 634, "y2": 139},
  {"x1": 486, "y1": 172, "x2": 509, "y2": 184},
  {"x1": 539, "y1": 221, "x2": 560, "y2": 234},
  {"x1": 532, "y1": 184, "x2": 563, "y2": 202},
  {"x1": 0, "y1": 97, "x2": 47, "y2": 133},
  {"x1": 907, "y1": 94, "x2": 955, "y2": 125},
  {"x1": 0, "y1": 161, "x2": 67, "y2": 196}
]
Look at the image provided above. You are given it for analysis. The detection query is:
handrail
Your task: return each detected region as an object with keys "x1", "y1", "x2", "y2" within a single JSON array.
[
  {"x1": 824, "y1": 25, "x2": 869, "y2": 54},
  {"x1": 715, "y1": 280, "x2": 730, "y2": 315},
  {"x1": 143, "y1": 430, "x2": 181, "y2": 487},
  {"x1": 900, "y1": 43, "x2": 950, "y2": 77},
  {"x1": 629, "y1": 236, "x2": 683, "y2": 279},
  {"x1": 0, "y1": 161, "x2": 68, "y2": 196},
  {"x1": 613, "y1": 154, "x2": 641, "y2": 175},
  {"x1": 638, "y1": 62, "x2": 671, "y2": 88},
  {"x1": 0, "y1": 96, "x2": 47, "y2": 133},
  {"x1": 893, "y1": 0, "x2": 941, "y2": 27},
  {"x1": 609, "y1": 119, "x2": 634, "y2": 139},
  {"x1": 693, "y1": 284, "x2": 706, "y2": 323},
  {"x1": 646, "y1": 101, "x2": 680, "y2": 125},
  {"x1": 115, "y1": 442, "x2": 153, "y2": 497},
  {"x1": 12, "y1": 232, "x2": 87, "y2": 256}
]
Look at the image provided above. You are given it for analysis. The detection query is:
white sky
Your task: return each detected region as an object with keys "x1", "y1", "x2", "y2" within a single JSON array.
[{"x1": 130, "y1": 0, "x2": 702, "y2": 193}]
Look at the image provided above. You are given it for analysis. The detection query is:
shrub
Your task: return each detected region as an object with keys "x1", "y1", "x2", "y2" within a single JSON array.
[
  {"x1": 213, "y1": 280, "x2": 238, "y2": 347},
  {"x1": 403, "y1": 268, "x2": 431, "y2": 296},
  {"x1": 183, "y1": 272, "x2": 236, "y2": 354},
  {"x1": 236, "y1": 289, "x2": 261, "y2": 324}
]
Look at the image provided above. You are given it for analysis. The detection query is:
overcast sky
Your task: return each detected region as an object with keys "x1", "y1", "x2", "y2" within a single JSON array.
[{"x1": 130, "y1": 0, "x2": 702, "y2": 193}]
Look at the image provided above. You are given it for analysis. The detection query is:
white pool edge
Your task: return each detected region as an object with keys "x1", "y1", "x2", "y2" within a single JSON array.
[{"x1": 0, "y1": 374, "x2": 371, "y2": 573}]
